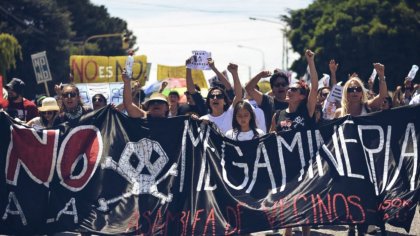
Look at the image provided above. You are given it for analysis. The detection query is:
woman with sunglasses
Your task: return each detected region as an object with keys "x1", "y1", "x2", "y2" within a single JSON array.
[
  {"x1": 92, "y1": 94, "x2": 107, "y2": 111},
  {"x1": 334, "y1": 63, "x2": 387, "y2": 118},
  {"x1": 269, "y1": 49, "x2": 318, "y2": 236},
  {"x1": 58, "y1": 84, "x2": 92, "y2": 122},
  {"x1": 199, "y1": 62, "x2": 243, "y2": 134},
  {"x1": 27, "y1": 97, "x2": 61, "y2": 129},
  {"x1": 270, "y1": 50, "x2": 318, "y2": 135}
]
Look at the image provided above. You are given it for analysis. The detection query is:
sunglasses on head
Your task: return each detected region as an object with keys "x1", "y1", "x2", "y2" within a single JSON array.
[
  {"x1": 41, "y1": 111, "x2": 55, "y2": 115},
  {"x1": 93, "y1": 97, "x2": 104, "y2": 103},
  {"x1": 347, "y1": 86, "x2": 363, "y2": 93},
  {"x1": 62, "y1": 92, "x2": 77, "y2": 98},
  {"x1": 273, "y1": 82, "x2": 289, "y2": 88},
  {"x1": 209, "y1": 94, "x2": 224, "y2": 100}
]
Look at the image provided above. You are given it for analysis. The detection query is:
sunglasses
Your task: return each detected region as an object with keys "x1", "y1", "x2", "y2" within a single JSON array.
[
  {"x1": 273, "y1": 82, "x2": 289, "y2": 88},
  {"x1": 148, "y1": 100, "x2": 167, "y2": 106},
  {"x1": 347, "y1": 86, "x2": 363, "y2": 93},
  {"x1": 62, "y1": 92, "x2": 77, "y2": 98},
  {"x1": 321, "y1": 92, "x2": 329, "y2": 97},
  {"x1": 40, "y1": 111, "x2": 55, "y2": 115},
  {"x1": 288, "y1": 87, "x2": 302, "y2": 93},
  {"x1": 93, "y1": 98, "x2": 104, "y2": 103},
  {"x1": 209, "y1": 94, "x2": 224, "y2": 100}
]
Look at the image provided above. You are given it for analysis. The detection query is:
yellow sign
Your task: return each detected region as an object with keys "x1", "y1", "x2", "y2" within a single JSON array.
[
  {"x1": 157, "y1": 64, "x2": 208, "y2": 89},
  {"x1": 69, "y1": 55, "x2": 148, "y2": 85}
]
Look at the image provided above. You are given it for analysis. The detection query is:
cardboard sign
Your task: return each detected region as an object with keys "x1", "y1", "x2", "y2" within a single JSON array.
[
  {"x1": 75, "y1": 82, "x2": 124, "y2": 108},
  {"x1": 31, "y1": 51, "x2": 53, "y2": 84},
  {"x1": 186, "y1": 51, "x2": 211, "y2": 70},
  {"x1": 328, "y1": 84, "x2": 343, "y2": 103}
]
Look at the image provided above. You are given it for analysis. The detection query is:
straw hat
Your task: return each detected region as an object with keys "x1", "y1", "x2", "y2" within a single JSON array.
[
  {"x1": 38, "y1": 97, "x2": 60, "y2": 112},
  {"x1": 143, "y1": 92, "x2": 168, "y2": 109}
]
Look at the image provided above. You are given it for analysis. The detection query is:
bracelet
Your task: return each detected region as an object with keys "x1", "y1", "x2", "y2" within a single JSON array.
[{"x1": 379, "y1": 76, "x2": 386, "y2": 81}]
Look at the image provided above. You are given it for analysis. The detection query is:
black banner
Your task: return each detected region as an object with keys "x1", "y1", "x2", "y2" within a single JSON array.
[{"x1": 0, "y1": 105, "x2": 419, "y2": 235}]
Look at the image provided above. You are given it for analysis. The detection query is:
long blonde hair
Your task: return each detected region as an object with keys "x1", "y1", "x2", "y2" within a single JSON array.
[{"x1": 340, "y1": 77, "x2": 368, "y2": 117}]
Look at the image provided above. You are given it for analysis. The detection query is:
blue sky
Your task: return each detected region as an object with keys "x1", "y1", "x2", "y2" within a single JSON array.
[{"x1": 90, "y1": 0, "x2": 313, "y2": 84}]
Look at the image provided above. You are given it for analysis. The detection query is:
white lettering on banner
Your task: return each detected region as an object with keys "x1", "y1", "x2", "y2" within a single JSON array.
[
  {"x1": 179, "y1": 120, "x2": 189, "y2": 192},
  {"x1": 338, "y1": 121, "x2": 365, "y2": 180},
  {"x1": 196, "y1": 127, "x2": 217, "y2": 191},
  {"x1": 278, "y1": 132, "x2": 306, "y2": 181},
  {"x1": 358, "y1": 125, "x2": 386, "y2": 195},
  {"x1": 307, "y1": 130, "x2": 325, "y2": 179},
  {"x1": 386, "y1": 123, "x2": 418, "y2": 191},
  {"x1": 56, "y1": 198, "x2": 78, "y2": 224},
  {"x1": 314, "y1": 130, "x2": 325, "y2": 177},
  {"x1": 382, "y1": 126, "x2": 392, "y2": 192},
  {"x1": 2, "y1": 192, "x2": 27, "y2": 226},
  {"x1": 246, "y1": 143, "x2": 277, "y2": 194},
  {"x1": 221, "y1": 142, "x2": 249, "y2": 190}
]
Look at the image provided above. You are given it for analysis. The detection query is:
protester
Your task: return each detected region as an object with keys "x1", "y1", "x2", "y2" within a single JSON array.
[
  {"x1": 245, "y1": 68, "x2": 289, "y2": 132},
  {"x1": 380, "y1": 96, "x2": 393, "y2": 110},
  {"x1": 122, "y1": 70, "x2": 168, "y2": 119},
  {"x1": 3, "y1": 78, "x2": 39, "y2": 122},
  {"x1": 335, "y1": 63, "x2": 388, "y2": 118},
  {"x1": 225, "y1": 100, "x2": 265, "y2": 140},
  {"x1": 185, "y1": 66, "x2": 208, "y2": 117},
  {"x1": 393, "y1": 78, "x2": 415, "y2": 107},
  {"x1": 27, "y1": 97, "x2": 60, "y2": 129},
  {"x1": 181, "y1": 84, "x2": 206, "y2": 116},
  {"x1": 57, "y1": 83, "x2": 92, "y2": 122},
  {"x1": 167, "y1": 91, "x2": 181, "y2": 117},
  {"x1": 334, "y1": 63, "x2": 387, "y2": 236},
  {"x1": 92, "y1": 93, "x2": 107, "y2": 111},
  {"x1": 198, "y1": 61, "x2": 243, "y2": 133}
]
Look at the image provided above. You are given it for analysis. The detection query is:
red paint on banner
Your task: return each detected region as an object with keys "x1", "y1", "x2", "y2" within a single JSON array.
[{"x1": 6, "y1": 128, "x2": 58, "y2": 185}]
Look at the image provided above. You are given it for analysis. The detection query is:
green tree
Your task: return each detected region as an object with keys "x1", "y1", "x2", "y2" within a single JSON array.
[
  {"x1": 0, "y1": 0, "x2": 74, "y2": 97},
  {"x1": 0, "y1": 0, "x2": 136, "y2": 98},
  {"x1": 57, "y1": 0, "x2": 136, "y2": 55},
  {"x1": 0, "y1": 33, "x2": 22, "y2": 79},
  {"x1": 284, "y1": 0, "x2": 420, "y2": 89}
]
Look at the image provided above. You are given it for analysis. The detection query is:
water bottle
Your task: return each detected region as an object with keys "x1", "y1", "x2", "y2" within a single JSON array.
[{"x1": 125, "y1": 55, "x2": 134, "y2": 79}]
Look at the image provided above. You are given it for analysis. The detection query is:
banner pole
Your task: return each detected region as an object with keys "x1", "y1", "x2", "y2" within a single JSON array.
[{"x1": 44, "y1": 82, "x2": 50, "y2": 96}]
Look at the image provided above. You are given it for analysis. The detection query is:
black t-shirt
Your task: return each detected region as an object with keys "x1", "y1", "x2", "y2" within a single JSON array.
[
  {"x1": 274, "y1": 104, "x2": 315, "y2": 132},
  {"x1": 260, "y1": 94, "x2": 288, "y2": 132}
]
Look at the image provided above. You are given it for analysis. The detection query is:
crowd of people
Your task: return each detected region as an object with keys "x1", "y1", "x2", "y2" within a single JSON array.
[{"x1": 0, "y1": 49, "x2": 419, "y2": 236}]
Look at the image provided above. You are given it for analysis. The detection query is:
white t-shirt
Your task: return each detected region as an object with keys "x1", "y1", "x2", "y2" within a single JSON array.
[
  {"x1": 200, "y1": 106, "x2": 234, "y2": 134},
  {"x1": 225, "y1": 128, "x2": 265, "y2": 141},
  {"x1": 246, "y1": 99, "x2": 266, "y2": 133}
]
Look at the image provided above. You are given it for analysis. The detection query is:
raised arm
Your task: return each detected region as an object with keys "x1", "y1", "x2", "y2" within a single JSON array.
[
  {"x1": 244, "y1": 70, "x2": 272, "y2": 106},
  {"x1": 367, "y1": 63, "x2": 388, "y2": 109},
  {"x1": 186, "y1": 58, "x2": 196, "y2": 95},
  {"x1": 122, "y1": 71, "x2": 146, "y2": 118},
  {"x1": 305, "y1": 50, "x2": 318, "y2": 117},
  {"x1": 208, "y1": 58, "x2": 232, "y2": 90},
  {"x1": 227, "y1": 63, "x2": 243, "y2": 107},
  {"x1": 329, "y1": 59, "x2": 338, "y2": 87}
]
